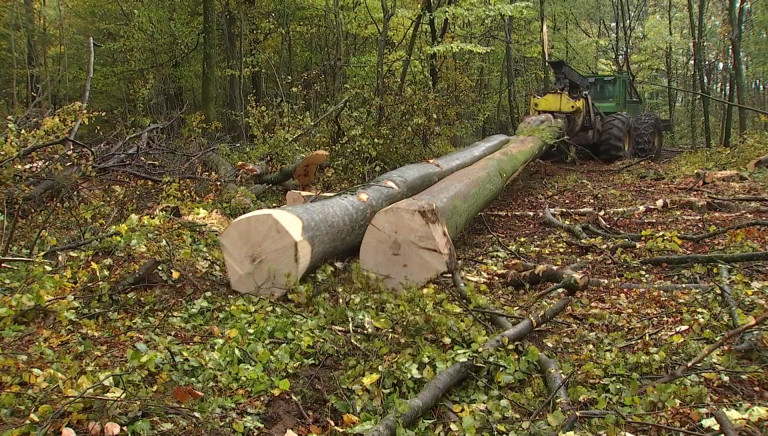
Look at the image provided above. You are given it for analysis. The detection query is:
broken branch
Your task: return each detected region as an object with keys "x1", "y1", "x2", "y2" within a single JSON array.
[
  {"x1": 640, "y1": 251, "x2": 768, "y2": 266},
  {"x1": 652, "y1": 311, "x2": 768, "y2": 385}
]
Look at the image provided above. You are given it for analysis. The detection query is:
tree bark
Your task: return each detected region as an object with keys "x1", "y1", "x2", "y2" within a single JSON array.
[
  {"x1": 729, "y1": 0, "x2": 747, "y2": 139},
  {"x1": 539, "y1": 0, "x2": 549, "y2": 94},
  {"x1": 641, "y1": 251, "x2": 768, "y2": 266},
  {"x1": 201, "y1": 0, "x2": 216, "y2": 121},
  {"x1": 360, "y1": 132, "x2": 556, "y2": 289},
  {"x1": 220, "y1": 135, "x2": 514, "y2": 296},
  {"x1": 503, "y1": 16, "x2": 518, "y2": 132},
  {"x1": 687, "y1": 0, "x2": 712, "y2": 147},
  {"x1": 398, "y1": 5, "x2": 424, "y2": 94},
  {"x1": 665, "y1": 0, "x2": 676, "y2": 130},
  {"x1": 23, "y1": 0, "x2": 38, "y2": 107}
]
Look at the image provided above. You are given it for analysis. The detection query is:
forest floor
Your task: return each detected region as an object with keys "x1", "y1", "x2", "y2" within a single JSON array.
[{"x1": 2, "y1": 137, "x2": 768, "y2": 436}]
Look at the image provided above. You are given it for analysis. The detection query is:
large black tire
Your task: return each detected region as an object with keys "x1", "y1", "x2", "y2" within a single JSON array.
[
  {"x1": 632, "y1": 113, "x2": 663, "y2": 159},
  {"x1": 597, "y1": 113, "x2": 633, "y2": 163}
]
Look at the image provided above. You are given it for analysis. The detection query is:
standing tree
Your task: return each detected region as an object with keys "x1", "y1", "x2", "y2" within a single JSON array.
[
  {"x1": 202, "y1": 0, "x2": 216, "y2": 121},
  {"x1": 728, "y1": 0, "x2": 747, "y2": 139},
  {"x1": 687, "y1": 0, "x2": 712, "y2": 147}
]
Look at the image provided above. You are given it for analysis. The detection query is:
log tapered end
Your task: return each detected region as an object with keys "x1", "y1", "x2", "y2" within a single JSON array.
[
  {"x1": 360, "y1": 200, "x2": 455, "y2": 290},
  {"x1": 219, "y1": 210, "x2": 311, "y2": 297}
]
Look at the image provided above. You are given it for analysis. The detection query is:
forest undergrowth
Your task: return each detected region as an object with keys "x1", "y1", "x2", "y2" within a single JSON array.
[{"x1": 1, "y1": 130, "x2": 768, "y2": 436}]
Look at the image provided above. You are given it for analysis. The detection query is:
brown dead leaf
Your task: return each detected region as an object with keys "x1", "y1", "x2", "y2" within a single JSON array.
[
  {"x1": 61, "y1": 428, "x2": 77, "y2": 436},
  {"x1": 172, "y1": 386, "x2": 204, "y2": 403},
  {"x1": 309, "y1": 424, "x2": 323, "y2": 434},
  {"x1": 103, "y1": 422, "x2": 120, "y2": 436},
  {"x1": 342, "y1": 413, "x2": 360, "y2": 428}
]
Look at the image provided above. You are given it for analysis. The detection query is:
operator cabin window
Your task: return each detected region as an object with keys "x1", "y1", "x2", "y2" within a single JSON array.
[{"x1": 593, "y1": 79, "x2": 615, "y2": 102}]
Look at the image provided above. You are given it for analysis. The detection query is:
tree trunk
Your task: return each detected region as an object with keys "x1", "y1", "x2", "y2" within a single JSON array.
[
  {"x1": 9, "y1": 5, "x2": 19, "y2": 112},
  {"x1": 665, "y1": 0, "x2": 676, "y2": 128},
  {"x1": 539, "y1": 0, "x2": 548, "y2": 94},
  {"x1": 201, "y1": 0, "x2": 216, "y2": 121},
  {"x1": 219, "y1": 135, "x2": 514, "y2": 297},
  {"x1": 503, "y1": 16, "x2": 518, "y2": 132},
  {"x1": 23, "y1": 0, "x2": 38, "y2": 107},
  {"x1": 398, "y1": 5, "x2": 424, "y2": 94},
  {"x1": 688, "y1": 0, "x2": 712, "y2": 147},
  {"x1": 722, "y1": 56, "x2": 735, "y2": 147},
  {"x1": 224, "y1": 2, "x2": 241, "y2": 119},
  {"x1": 360, "y1": 132, "x2": 557, "y2": 289},
  {"x1": 376, "y1": 0, "x2": 394, "y2": 121},
  {"x1": 426, "y1": 0, "x2": 439, "y2": 90},
  {"x1": 730, "y1": 0, "x2": 746, "y2": 139}
]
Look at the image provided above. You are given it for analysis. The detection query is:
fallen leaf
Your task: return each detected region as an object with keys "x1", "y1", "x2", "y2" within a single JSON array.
[
  {"x1": 103, "y1": 422, "x2": 120, "y2": 436},
  {"x1": 172, "y1": 386, "x2": 204, "y2": 403},
  {"x1": 172, "y1": 386, "x2": 190, "y2": 403},
  {"x1": 362, "y1": 373, "x2": 380, "y2": 386},
  {"x1": 62, "y1": 428, "x2": 76, "y2": 436},
  {"x1": 284, "y1": 431, "x2": 298, "y2": 436},
  {"x1": 342, "y1": 413, "x2": 360, "y2": 428},
  {"x1": 309, "y1": 424, "x2": 324, "y2": 434}
]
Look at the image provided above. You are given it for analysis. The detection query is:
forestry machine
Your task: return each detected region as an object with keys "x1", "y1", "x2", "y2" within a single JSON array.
[{"x1": 530, "y1": 60, "x2": 671, "y2": 162}]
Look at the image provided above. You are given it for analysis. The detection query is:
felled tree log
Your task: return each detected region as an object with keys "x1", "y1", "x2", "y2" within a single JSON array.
[
  {"x1": 285, "y1": 190, "x2": 336, "y2": 206},
  {"x1": 220, "y1": 135, "x2": 514, "y2": 296},
  {"x1": 360, "y1": 135, "x2": 553, "y2": 289}
]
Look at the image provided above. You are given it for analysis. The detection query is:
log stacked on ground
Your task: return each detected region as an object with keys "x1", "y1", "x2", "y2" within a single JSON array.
[
  {"x1": 220, "y1": 135, "x2": 514, "y2": 297},
  {"x1": 360, "y1": 134, "x2": 553, "y2": 289}
]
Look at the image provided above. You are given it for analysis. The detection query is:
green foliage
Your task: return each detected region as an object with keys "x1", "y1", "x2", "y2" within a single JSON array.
[{"x1": 669, "y1": 130, "x2": 768, "y2": 179}]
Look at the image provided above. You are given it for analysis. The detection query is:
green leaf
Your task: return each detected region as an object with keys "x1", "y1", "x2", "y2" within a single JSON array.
[
  {"x1": 373, "y1": 318, "x2": 392, "y2": 329},
  {"x1": 547, "y1": 410, "x2": 565, "y2": 427},
  {"x1": 232, "y1": 420, "x2": 245, "y2": 433},
  {"x1": 278, "y1": 379, "x2": 291, "y2": 391},
  {"x1": 362, "y1": 373, "x2": 381, "y2": 386}
]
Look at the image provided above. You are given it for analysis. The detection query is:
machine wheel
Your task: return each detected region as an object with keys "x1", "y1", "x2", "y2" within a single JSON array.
[
  {"x1": 597, "y1": 113, "x2": 633, "y2": 163},
  {"x1": 632, "y1": 113, "x2": 663, "y2": 159}
]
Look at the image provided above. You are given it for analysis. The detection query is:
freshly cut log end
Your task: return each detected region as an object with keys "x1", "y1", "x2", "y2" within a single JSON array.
[
  {"x1": 360, "y1": 200, "x2": 455, "y2": 289},
  {"x1": 285, "y1": 190, "x2": 335, "y2": 206},
  {"x1": 293, "y1": 150, "x2": 329, "y2": 189},
  {"x1": 219, "y1": 210, "x2": 311, "y2": 297}
]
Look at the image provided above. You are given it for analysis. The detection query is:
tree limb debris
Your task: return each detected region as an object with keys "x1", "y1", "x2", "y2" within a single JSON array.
[
  {"x1": 534, "y1": 355, "x2": 578, "y2": 433},
  {"x1": 114, "y1": 259, "x2": 161, "y2": 294},
  {"x1": 367, "y1": 295, "x2": 573, "y2": 436},
  {"x1": 41, "y1": 231, "x2": 120, "y2": 259},
  {"x1": 641, "y1": 251, "x2": 768, "y2": 266},
  {"x1": 506, "y1": 261, "x2": 711, "y2": 292},
  {"x1": 712, "y1": 409, "x2": 739, "y2": 436},
  {"x1": 544, "y1": 206, "x2": 589, "y2": 239},
  {"x1": 651, "y1": 311, "x2": 768, "y2": 385}
]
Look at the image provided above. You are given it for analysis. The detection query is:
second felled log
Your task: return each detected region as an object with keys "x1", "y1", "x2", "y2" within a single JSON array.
[{"x1": 360, "y1": 135, "x2": 550, "y2": 289}]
